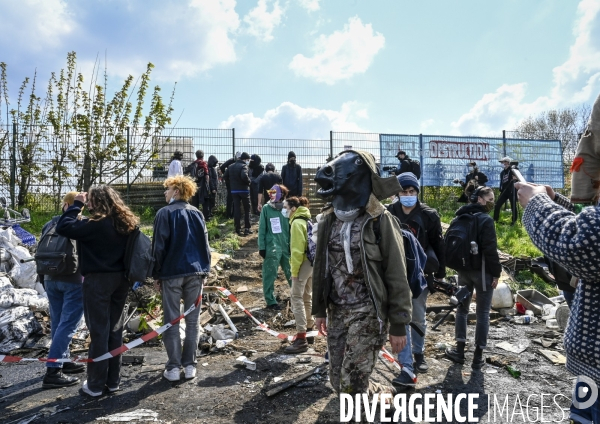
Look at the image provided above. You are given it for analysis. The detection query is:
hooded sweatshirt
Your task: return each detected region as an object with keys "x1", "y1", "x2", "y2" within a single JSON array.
[
  {"x1": 289, "y1": 205, "x2": 312, "y2": 277},
  {"x1": 207, "y1": 155, "x2": 219, "y2": 192}
]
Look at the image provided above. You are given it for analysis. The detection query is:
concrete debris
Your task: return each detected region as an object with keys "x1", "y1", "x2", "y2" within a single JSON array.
[{"x1": 96, "y1": 409, "x2": 159, "y2": 422}]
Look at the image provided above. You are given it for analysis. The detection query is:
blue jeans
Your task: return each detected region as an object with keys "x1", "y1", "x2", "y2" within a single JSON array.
[
  {"x1": 570, "y1": 379, "x2": 600, "y2": 424},
  {"x1": 397, "y1": 288, "x2": 429, "y2": 372},
  {"x1": 45, "y1": 280, "x2": 84, "y2": 368},
  {"x1": 456, "y1": 270, "x2": 494, "y2": 349}
]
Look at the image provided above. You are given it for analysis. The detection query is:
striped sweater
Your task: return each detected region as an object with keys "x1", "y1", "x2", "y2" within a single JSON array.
[{"x1": 523, "y1": 193, "x2": 600, "y2": 383}]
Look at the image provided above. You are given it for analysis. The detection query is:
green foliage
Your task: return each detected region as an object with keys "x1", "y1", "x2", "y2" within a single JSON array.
[
  {"x1": 0, "y1": 52, "x2": 176, "y2": 210},
  {"x1": 20, "y1": 210, "x2": 57, "y2": 237}
]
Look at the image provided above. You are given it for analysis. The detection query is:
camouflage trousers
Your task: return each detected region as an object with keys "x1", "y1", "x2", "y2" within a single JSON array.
[{"x1": 327, "y1": 303, "x2": 392, "y2": 396}]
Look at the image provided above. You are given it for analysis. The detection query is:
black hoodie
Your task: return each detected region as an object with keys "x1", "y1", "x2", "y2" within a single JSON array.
[
  {"x1": 249, "y1": 154, "x2": 264, "y2": 179},
  {"x1": 208, "y1": 155, "x2": 219, "y2": 192},
  {"x1": 454, "y1": 203, "x2": 501, "y2": 278}
]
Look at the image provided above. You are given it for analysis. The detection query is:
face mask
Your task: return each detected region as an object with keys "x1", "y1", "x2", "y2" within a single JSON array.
[
  {"x1": 289, "y1": 159, "x2": 296, "y2": 164},
  {"x1": 169, "y1": 191, "x2": 178, "y2": 204},
  {"x1": 399, "y1": 196, "x2": 418, "y2": 207},
  {"x1": 484, "y1": 201, "x2": 495, "y2": 212},
  {"x1": 281, "y1": 208, "x2": 289, "y2": 218}
]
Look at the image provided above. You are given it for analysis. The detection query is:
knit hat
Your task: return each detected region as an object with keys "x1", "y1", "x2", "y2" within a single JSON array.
[
  {"x1": 240, "y1": 152, "x2": 251, "y2": 160},
  {"x1": 397, "y1": 172, "x2": 420, "y2": 193},
  {"x1": 268, "y1": 185, "x2": 282, "y2": 202},
  {"x1": 265, "y1": 163, "x2": 275, "y2": 172},
  {"x1": 396, "y1": 150, "x2": 406, "y2": 158},
  {"x1": 288, "y1": 151, "x2": 296, "y2": 160}
]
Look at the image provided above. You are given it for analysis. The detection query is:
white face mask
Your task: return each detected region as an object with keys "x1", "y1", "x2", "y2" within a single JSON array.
[
  {"x1": 281, "y1": 208, "x2": 289, "y2": 218},
  {"x1": 169, "y1": 195, "x2": 176, "y2": 204}
]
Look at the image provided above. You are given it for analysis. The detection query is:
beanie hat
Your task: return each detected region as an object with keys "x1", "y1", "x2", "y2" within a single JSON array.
[
  {"x1": 288, "y1": 151, "x2": 296, "y2": 160},
  {"x1": 240, "y1": 152, "x2": 251, "y2": 160},
  {"x1": 265, "y1": 163, "x2": 275, "y2": 172},
  {"x1": 397, "y1": 172, "x2": 420, "y2": 193}
]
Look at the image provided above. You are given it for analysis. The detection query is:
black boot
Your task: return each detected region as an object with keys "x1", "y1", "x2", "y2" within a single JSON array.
[
  {"x1": 445, "y1": 342, "x2": 465, "y2": 364},
  {"x1": 414, "y1": 353, "x2": 429, "y2": 373},
  {"x1": 62, "y1": 362, "x2": 85, "y2": 374},
  {"x1": 42, "y1": 368, "x2": 80, "y2": 389},
  {"x1": 472, "y1": 347, "x2": 485, "y2": 369},
  {"x1": 306, "y1": 327, "x2": 314, "y2": 344}
]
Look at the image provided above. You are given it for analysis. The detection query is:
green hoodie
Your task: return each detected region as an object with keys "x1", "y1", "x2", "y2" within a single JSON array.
[
  {"x1": 289, "y1": 205, "x2": 312, "y2": 277},
  {"x1": 258, "y1": 201, "x2": 290, "y2": 254}
]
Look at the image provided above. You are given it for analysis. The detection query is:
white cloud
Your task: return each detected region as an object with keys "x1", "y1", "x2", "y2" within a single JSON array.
[
  {"x1": 289, "y1": 16, "x2": 385, "y2": 84},
  {"x1": 220, "y1": 101, "x2": 369, "y2": 138},
  {"x1": 420, "y1": 119, "x2": 435, "y2": 131},
  {"x1": 242, "y1": 0, "x2": 284, "y2": 42},
  {"x1": 298, "y1": 0, "x2": 321, "y2": 12},
  {"x1": 452, "y1": 0, "x2": 600, "y2": 135},
  {"x1": 0, "y1": 0, "x2": 241, "y2": 81},
  {"x1": 0, "y1": 0, "x2": 76, "y2": 52}
]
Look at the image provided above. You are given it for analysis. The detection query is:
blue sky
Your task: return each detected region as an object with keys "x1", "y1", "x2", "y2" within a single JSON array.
[{"x1": 1, "y1": 0, "x2": 599, "y2": 139}]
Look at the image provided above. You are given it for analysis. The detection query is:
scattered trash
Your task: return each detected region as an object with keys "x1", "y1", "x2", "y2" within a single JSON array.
[
  {"x1": 525, "y1": 310, "x2": 535, "y2": 317},
  {"x1": 236, "y1": 285, "x2": 248, "y2": 293},
  {"x1": 545, "y1": 319, "x2": 559, "y2": 330},
  {"x1": 435, "y1": 342, "x2": 450, "y2": 350},
  {"x1": 539, "y1": 349, "x2": 566, "y2": 365},
  {"x1": 266, "y1": 364, "x2": 328, "y2": 397},
  {"x1": 215, "y1": 339, "x2": 234, "y2": 349},
  {"x1": 217, "y1": 304, "x2": 238, "y2": 337},
  {"x1": 202, "y1": 363, "x2": 208, "y2": 367},
  {"x1": 211, "y1": 324, "x2": 236, "y2": 341},
  {"x1": 486, "y1": 355, "x2": 517, "y2": 367},
  {"x1": 435, "y1": 389, "x2": 442, "y2": 394},
  {"x1": 532, "y1": 337, "x2": 560, "y2": 348},
  {"x1": 297, "y1": 357, "x2": 312, "y2": 364},
  {"x1": 516, "y1": 289, "x2": 554, "y2": 316},
  {"x1": 496, "y1": 341, "x2": 528, "y2": 354},
  {"x1": 273, "y1": 377, "x2": 283, "y2": 383},
  {"x1": 505, "y1": 365, "x2": 521, "y2": 378},
  {"x1": 491, "y1": 282, "x2": 514, "y2": 309},
  {"x1": 485, "y1": 369, "x2": 498, "y2": 374},
  {"x1": 122, "y1": 355, "x2": 145, "y2": 365},
  {"x1": 548, "y1": 295, "x2": 565, "y2": 304},
  {"x1": 555, "y1": 305, "x2": 570, "y2": 332},
  {"x1": 498, "y1": 307, "x2": 516, "y2": 316},
  {"x1": 236, "y1": 355, "x2": 256, "y2": 371},
  {"x1": 283, "y1": 320, "x2": 296, "y2": 327},
  {"x1": 512, "y1": 316, "x2": 537, "y2": 325},
  {"x1": 95, "y1": 409, "x2": 159, "y2": 422}
]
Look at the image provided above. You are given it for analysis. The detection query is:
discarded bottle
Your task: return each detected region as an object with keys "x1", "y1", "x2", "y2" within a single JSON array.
[
  {"x1": 512, "y1": 316, "x2": 537, "y2": 325},
  {"x1": 525, "y1": 310, "x2": 535, "y2": 317},
  {"x1": 506, "y1": 365, "x2": 521, "y2": 378}
]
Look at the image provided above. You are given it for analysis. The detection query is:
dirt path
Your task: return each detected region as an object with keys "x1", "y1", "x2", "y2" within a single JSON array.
[{"x1": 0, "y1": 224, "x2": 574, "y2": 423}]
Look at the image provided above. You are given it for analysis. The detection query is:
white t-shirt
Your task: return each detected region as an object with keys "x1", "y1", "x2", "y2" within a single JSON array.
[{"x1": 168, "y1": 160, "x2": 183, "y2": 177}]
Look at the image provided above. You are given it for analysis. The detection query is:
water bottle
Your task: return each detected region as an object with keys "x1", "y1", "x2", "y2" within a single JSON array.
[
  {"x1": 470, "y1": 241, "x2": 478, "y2": 255},
  {"x1": 513, "y1": 315, "x2": 537, "y2": 325}
]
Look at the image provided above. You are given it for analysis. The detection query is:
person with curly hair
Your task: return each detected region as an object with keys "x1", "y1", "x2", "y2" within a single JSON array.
[
  {"x1": 56, "y1": 185, "x2": 139, "y2": 397},
  {"x1": 153, "y1": 175, "x2": 211, "y2": 381}
]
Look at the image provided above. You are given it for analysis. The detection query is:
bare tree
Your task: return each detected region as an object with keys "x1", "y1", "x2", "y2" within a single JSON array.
[{"x1": 514, "y1": 104, "x2": 592, "y2": 161}]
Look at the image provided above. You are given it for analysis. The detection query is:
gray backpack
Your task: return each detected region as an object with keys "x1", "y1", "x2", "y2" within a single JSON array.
[
  {"x1": 124, "y1": 227, "x2": 155, "y2": 285},
  {"x1": 35, "y1": 217, "x2": 78, "y2": 276}
]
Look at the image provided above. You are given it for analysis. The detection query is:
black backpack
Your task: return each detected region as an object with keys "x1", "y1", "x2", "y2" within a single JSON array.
[
  {"x1": 35, "y1": 217, "x2": 78, "y2": 276},
  {"x1": 409, "y1": 160, "x2": 421, "y2": 179},
  {"x1": 124, "y1": 227, "x2": 155, "y2": 285},
  {"x1": 444, "y1": 213, "x2": 482, "y2": 271},
  {"x1": 185, "y1": 161, "x2": 206, "y2": 180}
]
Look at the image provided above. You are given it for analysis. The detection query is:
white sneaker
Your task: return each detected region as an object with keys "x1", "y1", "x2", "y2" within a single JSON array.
[
  {"x1": 82, "y1": 380, "x2": 103, "y2": 397},
  {"x1": 184, "y1": 365, "x2": 197, "y2": 379},
  {"x1": 163, "y1": 368, "x2": 181, "y2": 382}
]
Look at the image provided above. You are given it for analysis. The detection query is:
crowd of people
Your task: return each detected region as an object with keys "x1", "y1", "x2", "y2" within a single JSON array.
[{"x1": 36, "y1": 143, "x2": 599, "y2": 423}]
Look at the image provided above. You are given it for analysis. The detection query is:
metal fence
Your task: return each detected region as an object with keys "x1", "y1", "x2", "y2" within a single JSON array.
[{"x1": 0, "y1": 124, "x2": 580, "y2": 213}]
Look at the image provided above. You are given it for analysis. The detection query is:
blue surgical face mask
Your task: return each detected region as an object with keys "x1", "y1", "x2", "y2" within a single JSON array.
[
  {"x1": 399, "y1": 195, "x2": 418, "y2": 207},
  {"x1": 281, "y1": 208, "x2": 289, "y2": 218}
]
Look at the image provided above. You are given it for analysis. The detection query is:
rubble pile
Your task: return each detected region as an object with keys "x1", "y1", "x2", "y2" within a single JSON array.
[{"x1": 0, "y1": 227, "x2": 49, "y2": 353}]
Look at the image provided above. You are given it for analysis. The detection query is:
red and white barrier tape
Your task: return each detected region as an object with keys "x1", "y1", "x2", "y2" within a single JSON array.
[
  {"x1": 379, "y1": 346, "x2": 417, "y2": 383},
  {"x1": 0, "y1": 289, "x2": 203, "y2": 364},
  {"x1": 214, "y1": 286, "x2": 319, "y2": 341}
]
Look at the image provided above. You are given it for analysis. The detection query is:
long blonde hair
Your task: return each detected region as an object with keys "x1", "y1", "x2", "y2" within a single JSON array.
[{"x1": 87, "y1": 185, "x2": 139, "y2": 234}]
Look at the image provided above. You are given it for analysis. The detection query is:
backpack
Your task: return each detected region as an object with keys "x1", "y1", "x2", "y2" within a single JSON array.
[
  {"x1": 373, "y1": 216, "x2": 427, "y2": 299},
  {"x1": 34, "y1": 217, "x2": 78, "y2": 276},
  {"x1": 297, "y1": 216, "x2": 316, "y2": 266},
  {"x1": 444, "y1": 213, "x2": 482, "y2": 271},
  {"x1": 409, "y1": 159, "x2": 421, "y2": 180},
  {"x1": 185, "y1": 161, "x2": 206, "y2": 180},
  {"x1": 124, "y1": 227, "x2": 155, "y2": 285}
]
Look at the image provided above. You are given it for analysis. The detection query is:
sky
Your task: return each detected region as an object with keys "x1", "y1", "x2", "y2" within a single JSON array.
[{"x1": 1, "y1": 0, "x2": 599, "y2": 140}]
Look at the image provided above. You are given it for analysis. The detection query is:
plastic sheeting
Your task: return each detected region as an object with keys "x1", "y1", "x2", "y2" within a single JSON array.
[
  {"x1": 0, "y1": 308, "x2": 42, "y2": 353},
  {"x1": 0, "y1": 228, "x2": 38, "y2": 290}
]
